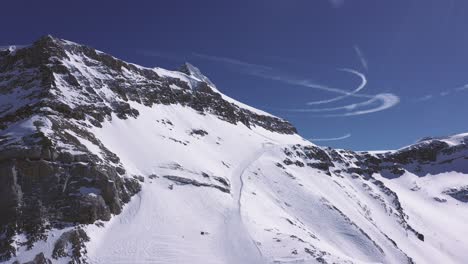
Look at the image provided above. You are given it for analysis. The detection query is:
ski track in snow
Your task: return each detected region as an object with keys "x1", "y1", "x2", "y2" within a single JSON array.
[
  {"x1": 224, "y1": 143, "x2": 274, "y2": 264},
  {"x1": 74, "y1": 104, "x2": 468, "y2": 264},
  {"x1": 5, "y1": 39, "x2": 468, "y2": 264},
  {"x1": 78, "y1": 102, "x2": 307, "y2": 264}
]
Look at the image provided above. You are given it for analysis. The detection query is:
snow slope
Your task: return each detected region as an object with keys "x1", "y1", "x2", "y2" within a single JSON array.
[
  {"x1": 81, "y1": 103, "x2": 468, "y2": 264},
  {"x1": 2, "y1": 36, "x2": 468, "y2": 264},
  {"x1": 84, "y1": 103, "x2": 304, "y2": 264}
]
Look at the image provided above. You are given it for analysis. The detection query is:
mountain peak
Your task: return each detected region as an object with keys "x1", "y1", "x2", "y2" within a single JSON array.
[
  {"x1": 32, "y1": 34, "x2": 64, "y2": 48},
  {"x1": 36, "y1": 34, "x2": 56, "y2": 42},
  {"x1": 1, "y1": 36, "x2": 468, "y2": 264},
  {"x1": 178, "y1": 62, "x2": 216, "y2": 88},
  {"x1": 0, "y1": 36, "x2": 296, "y2": 135}
]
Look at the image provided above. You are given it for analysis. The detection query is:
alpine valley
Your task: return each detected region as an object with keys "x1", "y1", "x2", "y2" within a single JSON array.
[{"x1": 1, "y1": 36, "x2": 467, "y2": 264}]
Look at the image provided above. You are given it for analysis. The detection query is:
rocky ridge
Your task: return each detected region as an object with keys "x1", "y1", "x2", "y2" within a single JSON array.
[
  {"x1": 0, "y1": 36, "x2": 467, "y2": 264},
  {"x1": 0, "y1": 35, "x2": 296, "y2": 262}
]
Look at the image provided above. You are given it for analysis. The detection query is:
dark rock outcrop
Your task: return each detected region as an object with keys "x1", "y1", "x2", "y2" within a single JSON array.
[
  {"x1": 164, "y1": 175, "x2": 230, "y2": 193},
  {"x1": 0, "y1": 35, "x2": 299, "y2": 262},
  {"x1": 443, "y1": 186, "x2": 468, "y2": 202},
  {"x1": 17, "y1": 253, "x2": 51, "y2": 264},
  {"x1": 52, "y1": 228, "x2": 89, "y2": 263}
]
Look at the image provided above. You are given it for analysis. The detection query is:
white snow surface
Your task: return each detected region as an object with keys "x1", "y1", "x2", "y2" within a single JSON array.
[
  {"x1": 81, "y1": 103, "x2": 468, "y2": 264},
  {"x1": 8, "y1": 102, "x2": 468, "y2": 264},
  {"x1": 3, "y1": 38, "x2": 468, "y2": 263},
  {"x1": 84, "y1": 103, "x2": 305, "y2": 264}
]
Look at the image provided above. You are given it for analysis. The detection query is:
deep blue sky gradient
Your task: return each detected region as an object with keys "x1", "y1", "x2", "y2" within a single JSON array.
[{"x1": 2, "y1": 0, "x2": 468, "y2": 150}]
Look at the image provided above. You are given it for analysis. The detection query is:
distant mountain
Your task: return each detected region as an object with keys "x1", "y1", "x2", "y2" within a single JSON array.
[{"x1": 1, "y1": 36, "x2": 467, "y2": 264}]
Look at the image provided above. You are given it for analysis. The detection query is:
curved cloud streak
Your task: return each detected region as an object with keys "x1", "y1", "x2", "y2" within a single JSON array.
[
  {"x1": 455, "y1": 84, "x2": 468, "y2": 91},
  {"x1": 284, "y1": 93, "x2": 399, "y2": 116},
  {"x1": 309, "y1": 133, "x2": 351, "y2": 142},
  {"x1": 193, "y1": 53, "x2": 371, "y2": 100},
  {"x1": 326, "y1": 93, "x2": 400, "y2": 117},
  {"x1": 218, "y1": 59, "x2": 398, "y2": 117},
  {"x1": 306, "y1": 68, "x2": 367, "y2": 105},
  {"x1": 353, "y1": 45, "x2": 368, "y2": 71},
  {"x1": 191, "y1": 52, "x2": 399, "y2": 117},
  {"x1": 329, "y1": 0, "x2": 345, "y2": 8},
  {"x1": 192, "y1": 52, "x2": 272, "y2": 71},
  {"x1": 249, "y1": 70, "x2": 362, "y2": 97}
]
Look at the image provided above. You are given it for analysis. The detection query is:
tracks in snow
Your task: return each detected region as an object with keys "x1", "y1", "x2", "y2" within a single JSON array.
[{"x1": 224, "y1": 143, "x2": 274, "y2": 264}]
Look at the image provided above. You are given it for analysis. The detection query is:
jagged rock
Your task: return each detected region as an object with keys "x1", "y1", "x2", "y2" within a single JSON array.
[
  {"x1": 190, "y1": 129, "x2": 208, "y2": 137},
  {"x1": 433, "y1": 197, "x2": 447, "y2": 203},
  {"x1": 163, "y1": 175, "x2": 230, "y2": 193},
  {"x1": 52, "y1": 228, "x2": 89, "y2": 263},
  {"x1": 20, "y1": 253, "x2": 52, "y2": 264},
  {"x1": 391, "y1": 140, "x2": 449, "y2": 164},
  {"x1": 443, "y1": 186, "x2": 468, "y2": 202},
  {"x1": 1, "y1": 35, "x2": 467, "y2": 264},
  {"x1": 0, "y1": 35, "x2": 296, "y2": 261}
]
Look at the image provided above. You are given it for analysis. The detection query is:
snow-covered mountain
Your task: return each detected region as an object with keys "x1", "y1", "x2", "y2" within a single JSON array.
[{"x1": 1, "y1": 36, "x2": 467, "y2": 264}]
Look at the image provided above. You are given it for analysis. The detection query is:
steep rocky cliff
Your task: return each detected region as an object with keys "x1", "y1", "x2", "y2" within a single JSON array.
[{"x1": 1, "y1": 37, "x2": 467, "y2": 264}]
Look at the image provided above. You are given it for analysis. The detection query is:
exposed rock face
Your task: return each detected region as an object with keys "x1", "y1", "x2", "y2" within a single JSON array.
[
  {"x1": 51, "y1": 228, "x2": 89, "y2": 263},
  {"x1": 443, "y1": 186, "x2": 468, "y2": 202},
  {"x1": 1, "y1": 36, "x2": 467, "y2": 264},
  {"x1": 325, "y1": 135, "x2": 468, "y2": 179},
  {"x1": 0, "y1": 36, "x2": 296, "y2": 134},
  {"x1": 163, "y1": 175, "x2": 230, "y2": 193},
  {"x1": 277, "y1": 134, "x2": 468, "y2": 249},
  {"x1": 0, "y1": 142, "x2": 141, "y2": 261},
  {"x1": 15, "y1": 253, "x2": 51, "y2": 264},
  {"x1": 0, "y1": 35, "x2": 297, "y2": 262}
]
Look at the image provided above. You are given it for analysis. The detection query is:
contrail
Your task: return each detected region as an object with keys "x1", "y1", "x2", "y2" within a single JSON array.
[
  {"x1": 284, "y1": 93, "x2": 400, "y2": 116},
  {"x1": 455, "y1": 84, "x2": 468, "y2": 91},
  {"x1": 353, "y1": 45, "x2": 368, "y2": 71},
  {"x1": 415, "y1": 94, "x2": 433, "y2": 102},
  {"x1": 192, "y1": 52, "x2": 272, "y2": 71},
  {"x1": 329, "y1": 0, "x2": 345, "y2": 8},
  {"x1": 192, "y1": 52, "x2": 400, "y2": 117},
  {"x1": 306, "y1": 68, "x2": 367, "y2": 105},
  {"x1": 193, "y1": 53, "x2": 363, "y2": 98},
  {"x1": 308, "y1": 133, "x2": 351, "y2": 142},
  {"x1": 324, "y1": 93, "x2": 400, "y2": 117},
  {"x1": 138, "y1": 50, "x2": 184, "y2": 61}
]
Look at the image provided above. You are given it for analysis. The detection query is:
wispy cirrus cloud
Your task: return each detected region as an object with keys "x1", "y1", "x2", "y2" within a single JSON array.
[
  {"x1": 249, "y1": 69, "x2": 399, "y2": 116},
  {"x1": 192, "y1": 52, "x2": 272, "y2": 72},
  {"x1": 328, "y1": 0, "x2": 345, "y2": 8},
  {"x1": 308, "y1": 133, "x2": 351, "y2": 142},
  {"x1": 191, "y1": 52, "x2": 399, "y2": 117},
  {"x1": 246, "y1": 67, "x2": 369, "y2": 105},
  {"x1": 306, "y1": 68, "x2": 367, "y2": 105},
  {"x1": 445, "y1": 83, "x2": 468, "y2": 94},
  {"x1": 286, "y1": 93, "x2": 400, "y2": 116},
  {"x1": 353, "y1": 45, "x2": 368, "y2": 71},
  {"x1": 325, "y1": 94, "x2": 400, "y2": 117},
  {"x1": 137, "y1": 50, "x2": 184, "y2": 62},
  {"x1": 416, "y1": 94, "x2": 433, "y2": 102},
  {"x1": 415, "y1": 83, "x2": 468, "y2": 102},
  {"x1": 247, "y1": 68, "x2": 368, "y2": 99},
  {"x1": 455, "y1": 84, "x2": 468, "y2": 91}
]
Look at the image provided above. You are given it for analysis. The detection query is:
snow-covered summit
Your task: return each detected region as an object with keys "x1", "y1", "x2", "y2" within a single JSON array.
[
  {"x1": 178, "y1": 62, "x2": 217, "y2": 88},
  {"x1": 415, "y1": 132, "x2": 468, "y2": 147},
  {"x1": 1, "y1": 36, "x2": 468, "y2": 264},
  {"x1": 0, "y1": 35, "x2": 296, "y2": 133},
  {"x1": 0, "y1": 46, "x2": 17, "y2": 53}
]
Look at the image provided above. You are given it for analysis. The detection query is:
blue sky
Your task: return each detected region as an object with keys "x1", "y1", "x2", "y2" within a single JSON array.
[{"x1": 2, "y1": 0, "x2": 468, "y2": 150}]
